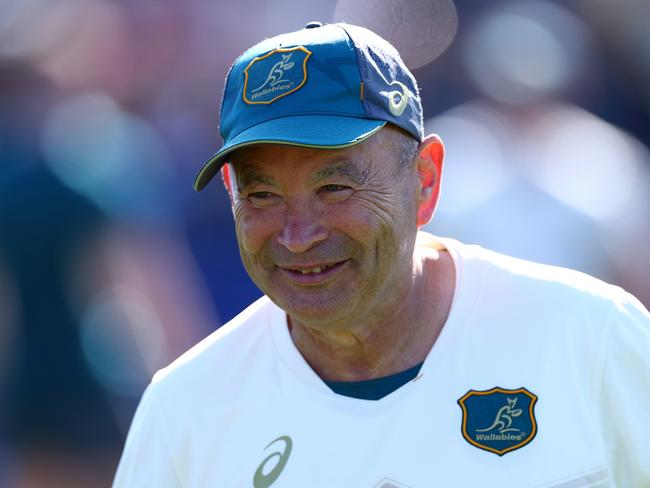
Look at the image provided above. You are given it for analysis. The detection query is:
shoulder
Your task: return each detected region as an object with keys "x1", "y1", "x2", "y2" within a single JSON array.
[
  {"x1": 454, "y1": 238, "x2": 650, "y2": 356},
  {"x1": 449, "y1": 237, "x2": 627, "y2": 311},
  {"x1": 421, "y1": 233, "x2": 648, "y2": 344},
  {"x1": 150, "y1": 295, "x2": 280, "y2": 394},
  {"x1": 114, "y1": 296, "x2": 288, "y2": 482}
]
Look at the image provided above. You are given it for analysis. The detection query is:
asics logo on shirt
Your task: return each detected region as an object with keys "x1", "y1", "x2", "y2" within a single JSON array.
[
  {"x1": 253, "y1": 435, "x2": 293, "y2": 488},
  {"x1": 252, "y1": 435, "x2": 412, "y2": 487}
]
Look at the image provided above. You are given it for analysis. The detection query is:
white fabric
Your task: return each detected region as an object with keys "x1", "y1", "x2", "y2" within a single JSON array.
[{"x1": 113, "y1": 236, "x2": 650, "y2": 487}]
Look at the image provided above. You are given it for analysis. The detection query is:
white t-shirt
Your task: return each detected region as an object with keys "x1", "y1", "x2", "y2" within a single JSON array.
[{"x1": 113, "y1": 236, "x2": 650, "y2": 487}]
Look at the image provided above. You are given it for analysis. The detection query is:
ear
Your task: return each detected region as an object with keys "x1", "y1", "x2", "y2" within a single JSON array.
[
  {"x1": 221, "y1": 164, "x2": 234, "y2": 204},
  {"x1": 415, "y1": 134, "x2": 444, "y2": 228}
]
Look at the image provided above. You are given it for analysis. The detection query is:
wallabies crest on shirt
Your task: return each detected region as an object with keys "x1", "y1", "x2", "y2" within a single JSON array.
[{"x1": 458, "y1": 387, "x2": 538, "y2": 456}]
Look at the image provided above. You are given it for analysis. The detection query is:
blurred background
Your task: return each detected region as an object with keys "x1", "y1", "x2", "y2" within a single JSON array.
[{"x1": 0, "y1": 0, "x2": 648, "y2": 485}]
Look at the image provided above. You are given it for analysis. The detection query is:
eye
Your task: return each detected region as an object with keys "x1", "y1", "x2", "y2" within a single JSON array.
[
  {"x1": 249, "y1": 191, "x2": 274, "y2": 199},
  {"x1": 319, "y1": 184, "x2": 350, "y2": 193},
  {"x1": 247, "y1": 191, "x2": 280, "y2": 206},
  {"x1": 318, "y1": 184, "x2": 353, "y2": 202}
]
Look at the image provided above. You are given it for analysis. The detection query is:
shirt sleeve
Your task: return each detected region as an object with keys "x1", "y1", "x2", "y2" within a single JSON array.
[
  {"x1": 113, "y1": 382, "x2": 181, "y2": 488},
  {"x1": 599, "y1": 290, "x2": 650, "y2": 486}
]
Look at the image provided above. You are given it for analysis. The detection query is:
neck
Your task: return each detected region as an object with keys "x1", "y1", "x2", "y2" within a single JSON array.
[{"x1": 288, "y1": 245, "x2": 455, "y2": 381}]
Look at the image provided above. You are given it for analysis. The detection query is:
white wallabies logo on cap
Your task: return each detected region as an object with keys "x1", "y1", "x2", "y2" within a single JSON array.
[
  {"x1": 252, "y1": 53, "x2": 296, "y2": 93},
  {"x1": 384, "y1": 81, "x2": 410, "y2": 116}
]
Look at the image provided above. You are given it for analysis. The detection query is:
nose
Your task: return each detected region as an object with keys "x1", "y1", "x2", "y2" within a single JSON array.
[{"x1": 277, "y1": 200, "x2": 328, "y2": 253}]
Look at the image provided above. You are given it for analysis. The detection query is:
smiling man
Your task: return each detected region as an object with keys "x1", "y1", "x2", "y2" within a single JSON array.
[
  {"x1": 114, "y1": 23, "x2": 650, "y2": 487},
  {"x1": 223, "y1": 127, "x2": 453, "y2": 382}
]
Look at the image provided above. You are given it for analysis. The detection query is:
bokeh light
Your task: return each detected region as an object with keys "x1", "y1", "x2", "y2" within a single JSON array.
[
  {"x1": 40, "y1": 92, "x2": 174, "y2": 219},
  {"x1": 0, "y1": 0, "x2": 135, "y2": 96},
  {"x1": 463, "y1": 1, "x2": 591, "y2": 103},
  {"x1": 529, "y1": 105, "x2": 650, "y2": 223},
  {"x1": 334, "y1": 0, "x2": 458, "y2": 69},
  {"x1": 425, "y1": 103, "x2": 514, "y2": 215},
  {"x1": 80, "y1": 286, "x2": 168, "y2": 397}
]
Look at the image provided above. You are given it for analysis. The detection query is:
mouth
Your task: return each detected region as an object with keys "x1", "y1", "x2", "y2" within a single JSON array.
[{"x1": 278, "y1": 260, "x2": 348, "y2": 284}]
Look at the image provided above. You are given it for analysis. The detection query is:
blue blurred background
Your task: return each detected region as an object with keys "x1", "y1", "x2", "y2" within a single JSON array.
[{"x1": 1, "y1": 0, "x2": 648, "y2": 485}]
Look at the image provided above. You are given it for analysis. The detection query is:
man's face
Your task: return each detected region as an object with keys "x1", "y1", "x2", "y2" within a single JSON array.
[{"x1": 228, "y1": 126, "x2": 421, "y2": 327}]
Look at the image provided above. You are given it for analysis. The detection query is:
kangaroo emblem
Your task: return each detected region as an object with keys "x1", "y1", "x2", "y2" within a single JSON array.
[
  {"x1": 252, "y1": 54, "x2": 295, "y2": 92},
  {"x1": 458, "y1": 387, "x2": 538, "y2": 456},
  {"x1": 243, "y1": 46, "x2": 311, "y2": 104},
  {"x1": 476, "y1": 397, "x2": 523, "y2": 433}
]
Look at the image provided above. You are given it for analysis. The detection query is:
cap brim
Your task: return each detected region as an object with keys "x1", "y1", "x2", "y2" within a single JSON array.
[{"x1": 194, "y1": 115, "x2": 386, "y2": 191}]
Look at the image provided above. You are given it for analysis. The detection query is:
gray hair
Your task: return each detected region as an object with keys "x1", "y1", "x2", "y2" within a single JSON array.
[{"x1": 398, "y1": 132, "x2": 420, "y2": 174}]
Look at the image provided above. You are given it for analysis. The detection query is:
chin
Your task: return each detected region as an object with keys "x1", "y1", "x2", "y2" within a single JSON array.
[{"x1": 270, "y1": 291, "x2": 358, "y2": 327}]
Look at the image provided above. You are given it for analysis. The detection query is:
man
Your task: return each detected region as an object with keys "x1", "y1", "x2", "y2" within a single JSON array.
[{"x1": 114, "y1": 23, "x2": 650, "y2": 487}]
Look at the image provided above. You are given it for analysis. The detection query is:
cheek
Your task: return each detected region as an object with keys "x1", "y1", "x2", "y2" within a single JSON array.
[
  {"x1": 234, "y1": 205, "x2": 280, "y2": 255},
  {"x1": 327, "y1": 199, "x2": 374, "y2": 236},
  {"x1": 342, "y1": 191, "x2": 417, "y2": 261},
  {"x1": 343, "y1": 192, "x2": 407, "y2": 236}
]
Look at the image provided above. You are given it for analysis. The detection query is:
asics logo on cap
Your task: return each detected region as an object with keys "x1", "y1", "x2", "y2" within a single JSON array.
[
  {"x1": 194, "y1": 24, "x2": 424, "y2": 192},
  {"x1": 384, "y1": 81, "x2": 410, "y2": 116}
]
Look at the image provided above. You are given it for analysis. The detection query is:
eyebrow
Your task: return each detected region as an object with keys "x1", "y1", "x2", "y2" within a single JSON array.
[
  {"x1": 234, "y1": 157, "x2": 368, "y2": 189},
  {"x1": 235, "y1": 166, "x2": 276, "y2": 189},
  {"x1": 311, "y1": 160, "x2": 367, "y2": 184}
]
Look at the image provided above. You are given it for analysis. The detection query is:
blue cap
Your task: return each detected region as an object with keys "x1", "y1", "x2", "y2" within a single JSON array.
[{"x1": 194, "y1": 22, "x2": 423, "y2": 191}]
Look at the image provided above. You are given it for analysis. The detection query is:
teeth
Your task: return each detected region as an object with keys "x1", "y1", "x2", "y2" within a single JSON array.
[
  {"x1": 300, "y1": 267, "x2": 321, "y2": 275},
  {"x1": 296, "y1": 263, "x2": 335, "y2": 274}
]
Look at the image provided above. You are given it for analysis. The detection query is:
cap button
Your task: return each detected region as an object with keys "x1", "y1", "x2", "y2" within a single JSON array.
[{"x1": 305, "y1": 21, "x2": 322, "y2": 29}]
